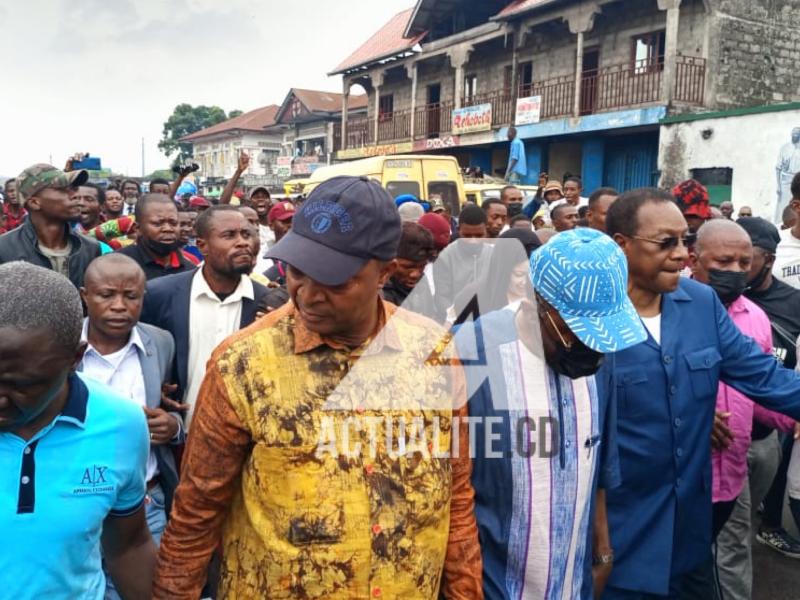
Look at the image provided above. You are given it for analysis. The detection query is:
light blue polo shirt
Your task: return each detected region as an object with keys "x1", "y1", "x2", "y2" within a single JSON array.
[{"x1": 0, "y1": 373, "x2": 148, "y2": 600}]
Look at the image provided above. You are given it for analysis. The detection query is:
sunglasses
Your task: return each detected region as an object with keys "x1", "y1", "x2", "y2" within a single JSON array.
[{"x1": 629, "y1": 232, "x2": 697, "y2": 251}]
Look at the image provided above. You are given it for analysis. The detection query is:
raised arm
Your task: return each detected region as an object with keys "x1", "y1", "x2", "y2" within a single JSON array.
[{"x1": 220, "y1": 151, "x2": 250, "y2": 205}]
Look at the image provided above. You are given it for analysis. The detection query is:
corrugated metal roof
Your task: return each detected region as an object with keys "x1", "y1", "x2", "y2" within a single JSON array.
[
  {"x1": 330, "y1": 8, "x2": 425, "y2": 74},
  {"x1": 494, "y1": 0, "x2": 561, "y2": 19},
  {"x1": 181, "y1": 105, "x2": 280, "y2": 141},
  {"x1": 292, "y1": 89, "x2": 368, "y2": 113}
]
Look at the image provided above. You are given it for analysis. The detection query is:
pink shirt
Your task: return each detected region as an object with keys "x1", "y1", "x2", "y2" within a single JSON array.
[{"x1": 712, "y1": 295, "x2": 796, "y2": 502}]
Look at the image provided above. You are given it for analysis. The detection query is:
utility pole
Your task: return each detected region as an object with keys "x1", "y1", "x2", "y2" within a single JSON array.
[{"x1": 141, "y1": 137, "x2": 145, "y2": 177}]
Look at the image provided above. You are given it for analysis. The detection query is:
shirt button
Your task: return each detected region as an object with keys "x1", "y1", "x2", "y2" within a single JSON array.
[
  {"x1": 372, "y1": 523, "x2": 382, "y2": 535},
  {"x1": 670, "y1": 385, "x2": 677, "y2": 395},
  {"x1": 21, "y1": 476, "x2": 30, "y2": 485},
  {"x1": 663, "y1": 355, "x2": 673, "y2": 364},
  {"x1": 365, "y1": 464, "x2": 374, "y2": 476},
  {"x1": 676, "y1": 448, "x2": 684, "y2": 457},
  {"x1": 372, "y1": 587, "x2": 382, "y2": 598},
  {"x1": 565, "y1": 440, "x2": 571, "y2": 448},
  {"x1": 23, "y1": 447, "x2": 31, "y2": 455},
  {"x1": 674, "y1": 417, "x2": 682, "y2": 428},
  {"x1": 676, "y1": 477, "x2": 682, "y2": 488}
]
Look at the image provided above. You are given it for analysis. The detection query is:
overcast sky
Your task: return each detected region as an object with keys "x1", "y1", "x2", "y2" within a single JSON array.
[{"x1": 0, "y1": 0, "x2": 413, "y2": 178}]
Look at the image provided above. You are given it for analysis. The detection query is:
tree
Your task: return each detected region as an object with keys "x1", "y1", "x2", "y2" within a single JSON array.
[
  {"x1": 159, "y1": 104, "x2": 234, "y2": 167},
  {"x1": 228, "y1": 109, "x2": 244, "y2": 119}
]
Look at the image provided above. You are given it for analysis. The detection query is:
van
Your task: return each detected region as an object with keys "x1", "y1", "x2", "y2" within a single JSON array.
[
  {"x1": 304, "y1": 155, "x2": 466, "y2": 216},
  {"x1": 283, "y1": 178, "x2": 310, "y2": 195},
  {"x1": 464, "y1": 180, "x2": 539, "y2": 205}
]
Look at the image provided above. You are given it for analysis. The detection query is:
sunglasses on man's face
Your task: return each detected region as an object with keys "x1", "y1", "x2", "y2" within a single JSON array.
[{"x1": 629, "y1": 232, "x2": 697, "y2": 251}]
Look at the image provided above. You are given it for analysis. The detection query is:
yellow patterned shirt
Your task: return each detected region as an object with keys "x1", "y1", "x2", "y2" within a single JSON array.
[{"x1": 154, "y1": 299, "x2": 482, "y2": 599}]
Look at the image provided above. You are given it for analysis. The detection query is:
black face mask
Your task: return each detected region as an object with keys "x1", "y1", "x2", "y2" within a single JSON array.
[
  {"x1": 746, "y1": 263, "x2": 772, "y2": 294},
  {"x1": 550, "y1": 340, "x2": 605, "y2": 379},
  {"x1": 707, "y1": 269, "x2": 747, "y2": 305},
  {"x1": 507, "y1": 202, "x2": 523, "y2": 218},
  {"x1": 143, "y1": 237, "x2": 182, "y2": 256}
]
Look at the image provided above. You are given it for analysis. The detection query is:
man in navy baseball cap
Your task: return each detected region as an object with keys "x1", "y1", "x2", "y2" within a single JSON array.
[{"x1": 266, "y1": 176, "x2": 401, "y2": 286}]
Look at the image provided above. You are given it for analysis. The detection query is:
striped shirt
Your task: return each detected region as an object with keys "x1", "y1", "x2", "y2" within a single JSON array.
[{"x1": 458, "y1": 309, "x2": 619, "y2": 600}]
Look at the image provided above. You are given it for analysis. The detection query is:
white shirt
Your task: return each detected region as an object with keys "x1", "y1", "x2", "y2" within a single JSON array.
[
  {"x1": 79, "y1": 320, "x2": 158, "y2": 481},
  {"x1": 641, "y1": 314, "x2": 662, "y2": 345},
  {"x1": 256, "y1": 224, "x2": 276, "y2": 275},
  {"x1": 184, "y1": 269, "x2": 255, "y2": 428},
  {"x1": 774, "y1": 228, "x2": 800, "y2": 289},
  {"x1": 509, "y1": 341, "x2": 599, "y2": 598}
]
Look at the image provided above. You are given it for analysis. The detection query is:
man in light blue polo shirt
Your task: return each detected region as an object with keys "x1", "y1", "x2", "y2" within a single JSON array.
[
  {"x1": 505, "y1": 125, "x2": 528, "y2": 184},
  {"x1": 0, "y1": 261, "x2": 155, "y2": 600}
]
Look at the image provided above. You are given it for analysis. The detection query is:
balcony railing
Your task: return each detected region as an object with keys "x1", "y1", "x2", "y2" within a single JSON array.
[
  {"x1": 521, "y1": 75, "x2": 576, "y2": 120},
  {"x1": 377, "y1": 109, "x2": 412, "y2": 143},
  {"x1": 675, "y1": 55, "x2": 706, "y2": 104},
  {"x1": 414, "y1": 101, "x2": 454, "y2": 140},
  {"x1": 464, "y1": 89, "x2": 516, "y2": 127},
  {"x1": 580, "y1": 58, "x2": 664, "y2": 114},
  {"x1": 333, "y1": 56, "x2": 706, "y2": 151}
]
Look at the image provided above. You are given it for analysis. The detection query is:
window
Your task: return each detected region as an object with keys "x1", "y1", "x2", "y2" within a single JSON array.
[
  {"x1": 464, "y1": 74, "x2": 478, "y2": 103},
  {"x1": 632, "y1": 30, "x2": 666, "y2": 73},
  {"x1": 428, "y1": 181, "x2": 460, "y2": 217},
  {"x1": 378, "y1": 94, "x2": 394, "y2": 122},
  {"x1": 503, "y1": 66, "x2": 513, "y2": 92},
  {"x1": 386, "y1": 181, "x2": 421, "y2": 199},
  {"x1": 518, "y1": 62, "x2": 534, "y2": 96}
]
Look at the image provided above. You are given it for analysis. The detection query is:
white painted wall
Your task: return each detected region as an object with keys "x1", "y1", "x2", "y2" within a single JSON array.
[
  {"x1": 659, "y1": 108, "x2": 800, "y2": 221},
  {"x1": 192, "y1": 130, "x2": 283, "y2": 178}
]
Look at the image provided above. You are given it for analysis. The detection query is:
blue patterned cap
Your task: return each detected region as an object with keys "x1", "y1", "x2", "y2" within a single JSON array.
[{"x1": 529, "y1": 228, "x2": 647, "y2": 353}]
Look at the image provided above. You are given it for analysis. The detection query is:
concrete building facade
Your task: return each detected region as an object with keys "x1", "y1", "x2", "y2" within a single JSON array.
[{"x1": 329, "y1": 0, "x2": 800, "y2": 198}]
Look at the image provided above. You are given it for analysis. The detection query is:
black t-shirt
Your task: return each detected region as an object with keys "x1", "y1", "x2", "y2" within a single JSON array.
[
  {"x1": 746, "y1": 278, "x2": 800, "y2": 370},
  {"x1": 118, "y1": 243, "x2": 196, "y2": 281},
  {"x1": 745, "y1": 278, "x2": 800, "y2": 439}
]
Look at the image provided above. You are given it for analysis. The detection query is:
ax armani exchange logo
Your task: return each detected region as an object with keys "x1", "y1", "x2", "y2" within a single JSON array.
[{"x1": 73, "y1": 465, "x2": 114, "y2": 494}]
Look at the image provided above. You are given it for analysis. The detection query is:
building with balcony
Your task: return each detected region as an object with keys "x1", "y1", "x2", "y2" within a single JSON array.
[
  {"x1": 181, "y1": 90, "x2": 368, "y2": 192},
  {"x1": 181, "y1": 105, "x2": 283, "y2": 191},
  {"x1": 329, "y1": 0, "x2": 800, "y2": 195},
  {"x1": 267, "y1": 88, "x2": 368, "y2": 178}
]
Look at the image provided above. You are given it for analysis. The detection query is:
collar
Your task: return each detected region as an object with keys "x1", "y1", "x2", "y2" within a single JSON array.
[
  {"x1": 191, "y1": 267, "x2": 254, "y2": 305},
  {"x1": 81, "y1": 318, "x2": 145, "y2": 357},
  {"x1": 58, "y1": 373, "x2": 89, "y2": 427},
  {"x1": 292, "y1": 297, "x2": 403, "y2": 355},
  {"x1": 134, "y1": 241, "x2": 182, "y2": 267},
  {"x1": 669, "y1": 280, "x2": 693, "y2": 302},
  {"x1": 728, "y1": 294, "x2": 751, "y2": 315}
]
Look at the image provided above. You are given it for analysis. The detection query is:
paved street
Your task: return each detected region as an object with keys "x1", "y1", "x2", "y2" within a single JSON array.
[{"x1": 753, "y1": 538, "x2": 800, "y2": 600}]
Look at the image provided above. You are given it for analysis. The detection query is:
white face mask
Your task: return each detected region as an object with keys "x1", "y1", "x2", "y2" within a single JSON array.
[{"x1": 505, "y1": 299, "x2": 523, "y2": 313}]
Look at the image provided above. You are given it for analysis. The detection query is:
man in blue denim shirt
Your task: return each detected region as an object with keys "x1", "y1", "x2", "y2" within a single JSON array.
[{"x1": 601, "y1": 189, "x2": 800, "y2": 599}]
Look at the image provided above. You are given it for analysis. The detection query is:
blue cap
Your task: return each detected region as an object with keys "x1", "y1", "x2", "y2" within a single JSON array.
[
  {"x1": 266, "y1": 176, "x2": 401, "y2": 286},
  {"x1": 529, "y1": 228, "x2": 647, "y2": 353}
]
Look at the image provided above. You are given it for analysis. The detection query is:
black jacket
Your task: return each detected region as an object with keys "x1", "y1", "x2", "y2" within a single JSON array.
[
  {"x1": 0, "y1": 217, "x2": 102, "y2": 288},
  {"x1": 139, "y1": 268, "x2": 269, "y2": 397}
]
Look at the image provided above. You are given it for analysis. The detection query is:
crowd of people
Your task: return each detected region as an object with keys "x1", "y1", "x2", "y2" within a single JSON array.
[{"x1": 3, "y1": 156, "x2": 800, "y2": 600}]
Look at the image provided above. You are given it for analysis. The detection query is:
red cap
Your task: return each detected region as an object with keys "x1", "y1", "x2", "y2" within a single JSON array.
[
  {"x1": 418, "y1": 213, "x2": 451, "y2": 250},
  {"x1": 268, "y1": 201, "x2": 296, "y2": 224},
  {"x1": 189, "y1": 195, "x2": 210, "y2": 208}
]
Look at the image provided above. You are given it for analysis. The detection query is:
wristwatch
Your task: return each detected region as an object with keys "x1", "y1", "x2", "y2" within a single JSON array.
[{"x1": 592, "y1": 551, "x2": 614, "y2": 566}]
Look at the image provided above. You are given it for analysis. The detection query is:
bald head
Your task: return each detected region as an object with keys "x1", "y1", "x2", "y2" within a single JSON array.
[
  {"x1": 83, "y1": 253, "x2": 145, "y2": 289},
  {"x1": 81, "y1": 254, "x2": 146, "y2": 343},
  {"x1": 691, "y1": 218, "x2": 753, "y2": 288},
  {"x1": 695, "y1": 218, "x2": 751, "y2": 254}
]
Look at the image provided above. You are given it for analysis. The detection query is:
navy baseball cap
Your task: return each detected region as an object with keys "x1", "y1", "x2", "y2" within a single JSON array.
[{"x1": 266, "y1": 176, "x2": 401, "y2": 286}]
